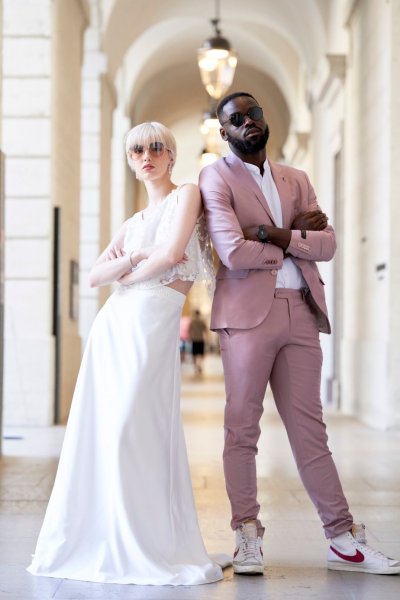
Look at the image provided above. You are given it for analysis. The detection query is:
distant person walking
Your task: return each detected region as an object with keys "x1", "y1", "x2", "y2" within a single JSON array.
[
  {"x1": 179, "y1": 315, "x2": 191, "y2": 362},
  {"x1": 189, "y1": 310, "x2": 207, "y2": 375}
]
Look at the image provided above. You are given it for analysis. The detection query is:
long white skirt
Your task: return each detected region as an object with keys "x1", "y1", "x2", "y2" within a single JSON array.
[{"x1": 28, "y1": 285, "x2": 223, "y2": 585}]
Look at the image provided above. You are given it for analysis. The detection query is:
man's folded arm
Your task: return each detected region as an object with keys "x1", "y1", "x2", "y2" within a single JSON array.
[{"x1": 200, "y1": 172, "x2": 284, "y2": 271}]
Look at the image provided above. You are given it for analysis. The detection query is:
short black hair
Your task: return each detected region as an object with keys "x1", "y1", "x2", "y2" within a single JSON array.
[{"x1": 216, "y1": 92, "x2": 258, "y2": 121}]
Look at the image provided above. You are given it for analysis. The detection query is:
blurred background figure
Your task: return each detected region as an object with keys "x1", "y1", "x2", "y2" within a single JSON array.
[
  {"x1": 179, "y1": 315, "x2": 191, "y2": 363},
  {"x1": 189, "y1": 309, "x2": 208, "y2": 375}
]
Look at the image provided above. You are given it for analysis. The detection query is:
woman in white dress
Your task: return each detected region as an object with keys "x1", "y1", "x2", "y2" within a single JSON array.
[{"x1": 28, "y1": 122, "x2": 224, "y2": 586}]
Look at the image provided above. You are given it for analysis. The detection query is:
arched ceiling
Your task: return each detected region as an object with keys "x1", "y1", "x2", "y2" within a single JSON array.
[
  {"x1": 102, "y1": 0, "x2": 327, "y2": 79},
  {"x1": 119, "y1": 18, "x2": 300, "y2": 120},
  {"x1": 132, "y1": 62, "x2": 290, "y2": 161},
  {"x1": 99, "y1": 0, "x2": 329, "y2": 155}
]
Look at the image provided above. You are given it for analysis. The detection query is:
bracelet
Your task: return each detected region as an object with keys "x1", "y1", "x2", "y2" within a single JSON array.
[{"x1": 129, "y1": 251, "x2": 136, "y2": 268}]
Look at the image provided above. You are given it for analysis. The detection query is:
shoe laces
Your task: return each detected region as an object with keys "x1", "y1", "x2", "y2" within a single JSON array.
[
  {"x1": 351, "y1": 525, "x2": 393, "y2": 561},
  {"x1": 357, "y1": 542, "x2": 393, "y2": 561},
  {"x1": 238, "y1": 528, "x2": 259, "y2": 559}
]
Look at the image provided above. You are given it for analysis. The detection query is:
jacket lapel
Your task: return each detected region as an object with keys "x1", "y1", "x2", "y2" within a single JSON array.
[
  {"x1": 224, "y1": 153, "x2": 277, "y2": 225},
  {"x1": 269, "y1": 160, "x2": 293, "y2": 229}
]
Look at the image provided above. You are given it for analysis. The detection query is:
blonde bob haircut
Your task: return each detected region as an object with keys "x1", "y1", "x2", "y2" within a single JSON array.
[{"x1": 125, "y1": 122, "x2": 177, "y2": 172}]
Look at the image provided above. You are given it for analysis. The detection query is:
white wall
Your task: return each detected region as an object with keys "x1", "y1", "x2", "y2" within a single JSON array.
[{"x1": 341, "y1": 0, "x2": 394, "y2": 428}]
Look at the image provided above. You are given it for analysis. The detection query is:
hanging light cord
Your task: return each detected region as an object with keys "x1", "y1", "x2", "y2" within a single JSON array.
[{"x1": 211, "y1": 0, "x2": 221, "y2": 35}]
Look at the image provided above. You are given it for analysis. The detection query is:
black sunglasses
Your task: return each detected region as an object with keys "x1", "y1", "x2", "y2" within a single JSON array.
[{"x1": 221, "y1": 106, "x2": 264, "y2": 128}]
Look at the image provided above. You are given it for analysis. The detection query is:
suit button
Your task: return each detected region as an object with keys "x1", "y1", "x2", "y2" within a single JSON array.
[{"x1": 271, "y1": 270, "x2": 277, "y2": 275}]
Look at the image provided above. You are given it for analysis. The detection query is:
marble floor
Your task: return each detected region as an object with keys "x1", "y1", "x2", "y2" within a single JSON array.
[{"x1": 0, "y1": 355, "x2": 399, "y2": 599}]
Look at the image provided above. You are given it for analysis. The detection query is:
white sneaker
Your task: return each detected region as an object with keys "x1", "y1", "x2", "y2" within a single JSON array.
[
  {"x1": 233, "y1": 522, "x2": 264, "y2": 574},
  {"x1": 327, "y1": 523, "x2": 400, "y2": 575}
]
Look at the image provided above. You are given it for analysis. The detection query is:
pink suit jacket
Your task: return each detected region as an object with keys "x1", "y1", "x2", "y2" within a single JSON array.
[{"x1": 199, "y1": 153, "x2": 335, "y2": 334}]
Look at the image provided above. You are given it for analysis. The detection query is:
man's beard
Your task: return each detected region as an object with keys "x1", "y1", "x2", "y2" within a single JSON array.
[{"x1": 227, "y1": 123, "x2": 270, "y2": 154}]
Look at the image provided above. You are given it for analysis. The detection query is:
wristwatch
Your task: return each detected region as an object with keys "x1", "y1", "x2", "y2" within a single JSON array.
[{"x1": 257, "y1": 224, "x2": 269, "y2": 243}]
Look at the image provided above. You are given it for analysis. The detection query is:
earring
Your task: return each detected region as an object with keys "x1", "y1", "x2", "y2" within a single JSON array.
[{"x1": 168, "y1": 163, "x2": 173, "y2": 174}]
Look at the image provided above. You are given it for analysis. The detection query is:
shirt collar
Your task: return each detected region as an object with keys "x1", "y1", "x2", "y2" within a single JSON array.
[{"x1": 243, "y1": 159, "x2": 270, "y2": 176}]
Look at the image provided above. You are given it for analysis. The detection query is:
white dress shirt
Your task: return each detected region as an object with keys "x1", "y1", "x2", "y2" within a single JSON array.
[{"x1": 244, "y1": 160, "x2": 307, "y2": 289}]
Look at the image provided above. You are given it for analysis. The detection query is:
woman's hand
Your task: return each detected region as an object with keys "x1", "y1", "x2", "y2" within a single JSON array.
[
  {"x1": 106, "y1": 245, "x2": 126, "y2": 260},
  {"x1": 118, "y1": 253, "x2": 189, "y2": 287},
  {"x1": 177, "y1": 253, "x2": 189, "y2": 264}
]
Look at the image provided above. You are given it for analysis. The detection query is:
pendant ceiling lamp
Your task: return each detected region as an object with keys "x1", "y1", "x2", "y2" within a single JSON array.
[
  {"x1": 199, "y1": 102, "x2": 223, "y2": 166},
  {"x1": 200, "y1": 104, "x2": 220, "y2": 136},
  {"x1": 197, "y1": 0, "x2": 238, "y2": 100}
]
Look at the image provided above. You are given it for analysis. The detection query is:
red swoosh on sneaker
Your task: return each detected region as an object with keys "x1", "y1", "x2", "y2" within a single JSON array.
[
  {"x1": 233, "y1": 548, "x2": 239, "y2": 558},
  {"x1": 330, "y1": 546, "x2": 365, "y2": 563}
]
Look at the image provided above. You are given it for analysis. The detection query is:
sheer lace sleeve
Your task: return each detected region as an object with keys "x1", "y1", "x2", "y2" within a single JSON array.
[
  {"x1": 156, "y1": 200, "x2": 215, "y2": 295},
  {"x1": 194, "y1": 213, "x2": 215, "y2": 296}
]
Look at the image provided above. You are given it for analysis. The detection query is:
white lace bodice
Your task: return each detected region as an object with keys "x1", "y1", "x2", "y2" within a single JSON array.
[{"x1": 122, "y1": 188, "x2": 215, "y2": 293}]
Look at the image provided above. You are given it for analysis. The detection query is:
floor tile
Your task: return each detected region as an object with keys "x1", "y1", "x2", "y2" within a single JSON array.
[{"x1": 1, "y1": 355, "x2": 399, "y2": 599}]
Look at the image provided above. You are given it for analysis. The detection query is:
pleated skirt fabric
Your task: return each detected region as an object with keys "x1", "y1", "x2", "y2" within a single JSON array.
[{"x1": 28, "y1": 285, "x2": 223, "y2": 585}]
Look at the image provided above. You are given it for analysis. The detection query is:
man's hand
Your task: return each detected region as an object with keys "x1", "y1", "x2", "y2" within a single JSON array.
[{"x1": 291, "y1": 210, "x2": 328, "y2": 231}]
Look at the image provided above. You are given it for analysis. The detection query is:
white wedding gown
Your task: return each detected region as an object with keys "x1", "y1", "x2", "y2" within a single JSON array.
[{"x1": 28, "y1": 190, "x2": 225, "y2": 585}]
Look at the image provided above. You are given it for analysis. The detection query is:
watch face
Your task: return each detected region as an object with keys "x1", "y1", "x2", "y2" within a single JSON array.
[{"x1": 257, "y1": 226, "x2": 268, "y2": 241}]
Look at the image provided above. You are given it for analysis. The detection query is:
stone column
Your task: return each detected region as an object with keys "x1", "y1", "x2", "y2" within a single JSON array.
[
  {"x1": 341, "y1": 0, "x2": 392, "y2": 427},
  {"x1": 2, "y1": 0, "x2": 89, "y2": 425},
  {"x1": 388, "y1": 0, "x2": 400, "y2": 429},
  {"x1": 0, "y1": 0, "x2": 4, "y2": 453},
  {"x1": 98, "y1": 74, "x2": 116, "y2": 308},
  {"x1": 79, "y1": 2, "x2": 112, "y2": 342},
  {"x1": 51, "y1": 0, "x2": 89, "y2": 423},
  {"x1": 310, "y1": 54, "x2": 346, "y2": 407},
  {"x1": 2, "y1": 0, "x2": 54, "y2": 425}
]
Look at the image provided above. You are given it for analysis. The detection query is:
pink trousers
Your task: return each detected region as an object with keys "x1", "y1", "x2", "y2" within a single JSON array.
[{"x1": 218, "y1": 289, "x2": 353, "y2": 539}]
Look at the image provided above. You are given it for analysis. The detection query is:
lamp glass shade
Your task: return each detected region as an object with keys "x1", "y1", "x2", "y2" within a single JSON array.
[
  {"x1": 198, "y1": 42, "x2": 237, "y2": 100},
  {"x1": 200, "y1": 117, "x2": 220, "y2": 136}
]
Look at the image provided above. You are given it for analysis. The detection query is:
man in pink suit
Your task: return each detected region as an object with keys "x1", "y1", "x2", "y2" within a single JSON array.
[{"x1": 199, "y1": 92, "x2": 400, "y2": 576}]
